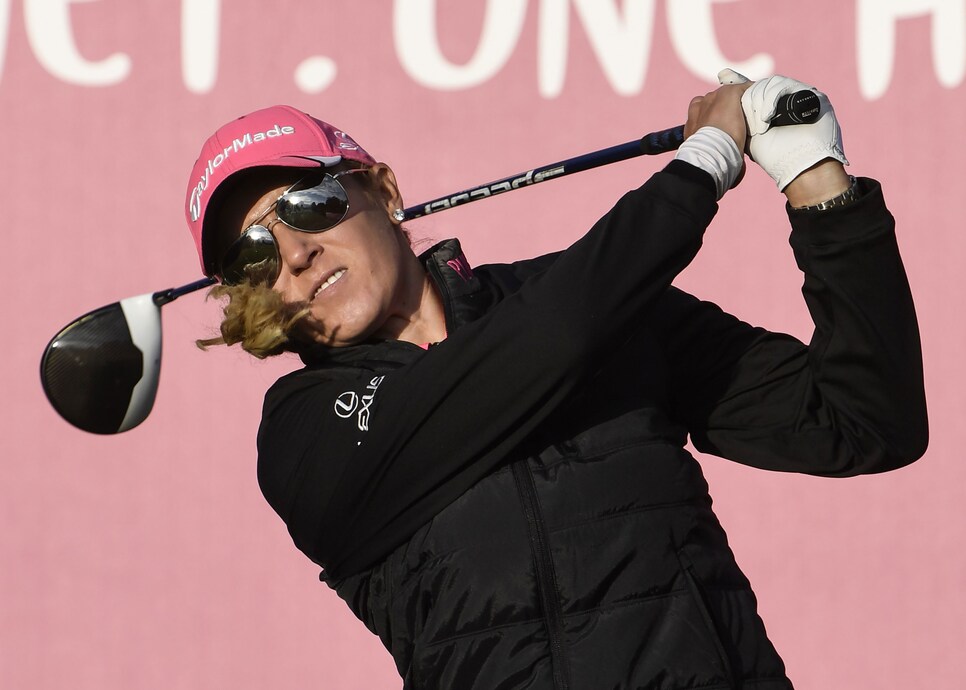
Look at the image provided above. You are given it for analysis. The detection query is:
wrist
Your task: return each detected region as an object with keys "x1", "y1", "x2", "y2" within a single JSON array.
[
  {"x1": 674, "y1": 127, "x2": 744, "y2": 200},
  {"x1": 784, "y1": 160, "x2": 852, "y2": 207}
]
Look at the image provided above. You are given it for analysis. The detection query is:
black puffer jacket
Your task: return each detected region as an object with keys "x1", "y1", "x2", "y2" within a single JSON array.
[{"x1": 256, "y1": 162, "x2": 927, "y2": 688}]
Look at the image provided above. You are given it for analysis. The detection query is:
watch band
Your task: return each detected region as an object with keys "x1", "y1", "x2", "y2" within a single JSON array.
[{"x1": 795, "y1": 176, "x2": 859, "y2": 211}]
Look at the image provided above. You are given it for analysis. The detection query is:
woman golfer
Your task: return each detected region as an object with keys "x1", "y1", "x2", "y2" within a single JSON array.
[{"x1": 184, "y1": 74, "x2": 927, "y2": 689}]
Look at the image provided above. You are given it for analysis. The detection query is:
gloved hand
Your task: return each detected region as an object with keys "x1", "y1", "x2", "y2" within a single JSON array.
[{"x1": 718, "y1": 68, "x2": 848, "y2": 191}]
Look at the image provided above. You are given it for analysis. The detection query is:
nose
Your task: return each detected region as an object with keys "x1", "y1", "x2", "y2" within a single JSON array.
[{"x1": 272, "y1": 222, "x2": 323, "y2": 277}]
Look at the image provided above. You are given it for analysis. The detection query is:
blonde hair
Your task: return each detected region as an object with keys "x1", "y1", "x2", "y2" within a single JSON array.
[{"x1": 196, "y1": 281, "x2": 309, "y2": 359}]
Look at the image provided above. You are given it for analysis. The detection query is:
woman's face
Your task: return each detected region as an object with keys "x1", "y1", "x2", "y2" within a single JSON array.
[{"x1": 218, "y1": 165, "x2": 419, "y2": 348}]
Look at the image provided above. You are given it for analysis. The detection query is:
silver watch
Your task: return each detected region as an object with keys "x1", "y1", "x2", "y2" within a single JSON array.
[{"x1": 795, "y1": 176, "x2": 859, "y2": 211}]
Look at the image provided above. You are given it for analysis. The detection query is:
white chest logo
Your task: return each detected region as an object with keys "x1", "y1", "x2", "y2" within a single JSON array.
[
  {"x1": 333, "y1": 376, "x2": 385, "y2": 432},
  {"x1": 334, "y1": 392, "x2": 359, "y2": 418}
]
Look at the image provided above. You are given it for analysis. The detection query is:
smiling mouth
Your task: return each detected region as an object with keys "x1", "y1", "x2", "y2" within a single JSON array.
[{"x1": 314, "y1": 269, "x2": 346, "y2": 299}]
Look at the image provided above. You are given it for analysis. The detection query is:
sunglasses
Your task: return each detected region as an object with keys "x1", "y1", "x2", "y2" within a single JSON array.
[{"x1": 218, "y1": 168, "x2": 370, "y2": 286}]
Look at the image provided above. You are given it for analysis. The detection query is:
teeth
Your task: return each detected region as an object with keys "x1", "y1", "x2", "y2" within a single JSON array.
[{"x1": 316, "y1": 269, "x2": 346, "y2": 298}]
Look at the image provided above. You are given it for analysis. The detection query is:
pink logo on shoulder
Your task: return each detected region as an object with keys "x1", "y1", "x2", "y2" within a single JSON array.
[{"x1": 446, "y1": 253, "x2": 474, "y2": 282}]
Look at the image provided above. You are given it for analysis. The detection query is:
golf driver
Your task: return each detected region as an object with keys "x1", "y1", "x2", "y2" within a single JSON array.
[
  {"x1": 41, "y1": 278, "x2": 215, "y2": 434},
  {"x1": 40, "y1": 90, "x2": 821, "y2": 434}
]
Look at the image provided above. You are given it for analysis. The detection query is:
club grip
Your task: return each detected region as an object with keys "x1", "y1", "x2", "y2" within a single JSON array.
[
  {"x1": 769, "y1": 90, "x2": 821, "y2": 126},
  {"x1": 639, "y1": 89, "x2": 822, "y2": 154}
]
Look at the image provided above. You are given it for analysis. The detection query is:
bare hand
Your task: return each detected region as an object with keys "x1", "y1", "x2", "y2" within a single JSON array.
[{"x1": 683, "y1": 83, "x2": 752, "y2": 153}]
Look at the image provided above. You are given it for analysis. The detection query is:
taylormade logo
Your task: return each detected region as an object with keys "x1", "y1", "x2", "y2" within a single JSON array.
[{"x1": 188, "y1": 124, "x2": 296, "y2": 221}]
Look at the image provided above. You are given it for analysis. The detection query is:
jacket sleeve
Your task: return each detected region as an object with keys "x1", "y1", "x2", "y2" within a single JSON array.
[
  {"x1": 257, "y1": 162, "x2": 719, "y2": 578},
  {"x1": 653, "y1": 177, "x2": 928, "y2": 477}
]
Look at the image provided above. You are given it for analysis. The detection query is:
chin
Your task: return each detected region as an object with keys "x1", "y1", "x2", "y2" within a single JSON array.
[{"x1": 299, "y1": 317, "x2": 381, "y2": 349}]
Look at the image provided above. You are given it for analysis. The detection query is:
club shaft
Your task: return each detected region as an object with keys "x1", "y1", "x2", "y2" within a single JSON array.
[
  {"x1": 153, "y1": 276, "x2": 217, "y2": 306},
  {"x1": 402, "y1": 125, "x2": 683, "y2": 221},
  {"x1": 403, "y1": 89, "x2": 821, "y2": 221}
]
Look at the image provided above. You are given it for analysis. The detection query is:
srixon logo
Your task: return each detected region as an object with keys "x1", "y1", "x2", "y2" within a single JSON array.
[{"x1": 334, "y1": 376, "x2": 385, "y2": 432}]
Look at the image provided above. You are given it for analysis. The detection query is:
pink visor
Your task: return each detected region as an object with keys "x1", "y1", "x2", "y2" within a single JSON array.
[{"x1": 184, "y1": 105, "x2": 376, "y2": 276}]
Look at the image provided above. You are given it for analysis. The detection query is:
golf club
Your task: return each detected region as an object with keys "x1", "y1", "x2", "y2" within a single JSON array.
[{"x1": 40, "y1": 90, "x2": 821, "y2": 434}]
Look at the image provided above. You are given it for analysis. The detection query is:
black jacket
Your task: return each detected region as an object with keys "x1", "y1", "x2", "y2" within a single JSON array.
[{"x1": 256, "y1": 162, "x2": 927, "y2": 688}]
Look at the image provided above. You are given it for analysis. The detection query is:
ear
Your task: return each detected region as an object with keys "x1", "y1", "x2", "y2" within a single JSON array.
[{"x1": 367, "y1": 163, "x2": 405, "y2": 224}]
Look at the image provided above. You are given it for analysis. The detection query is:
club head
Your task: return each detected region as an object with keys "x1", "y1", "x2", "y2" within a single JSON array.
[{"x1": 41, "y1": 293, "x2": 163, "y2": 434}]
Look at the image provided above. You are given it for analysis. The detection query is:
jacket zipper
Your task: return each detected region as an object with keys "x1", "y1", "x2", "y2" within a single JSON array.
[
  {"x1": 426, "y1": 259, "x2": 457, "y2": 334},
  {"x1": 677, "y1": 550, "x2": 738, "y2": 689},
  {"x1": 511, "y1": 460, "x2": 571, "y2": 690}
]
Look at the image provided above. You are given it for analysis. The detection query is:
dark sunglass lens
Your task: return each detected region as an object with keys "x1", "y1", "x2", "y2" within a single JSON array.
[
  {"x1": 219, "y1": 226, "x2": 280, "y2": 286},
  {"x1": 276, "y1": 176, "x2": 349, "y2": 232}
]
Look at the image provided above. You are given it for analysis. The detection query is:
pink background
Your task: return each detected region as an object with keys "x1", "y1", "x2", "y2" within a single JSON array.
[{"x1": 4, "y1": 1, "x2": 964, "y2": 687}]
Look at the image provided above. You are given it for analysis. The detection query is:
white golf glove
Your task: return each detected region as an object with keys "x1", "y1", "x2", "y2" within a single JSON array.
[{"x1": 718, "y1": 68, "x2": 848, "y2": 191}]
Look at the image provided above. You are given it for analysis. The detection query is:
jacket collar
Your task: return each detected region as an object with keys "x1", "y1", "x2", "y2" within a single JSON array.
[{"x1": 296, "y1": 238, "x2": 487, "y2": 368}]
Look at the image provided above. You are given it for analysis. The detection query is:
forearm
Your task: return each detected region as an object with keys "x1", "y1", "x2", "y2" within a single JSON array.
[
  {"x1": 787, "y1": 177, "x2": 928, "y2": 471},
  {"x1": 676, "y1": 178, "x2": 928, "y2": 476}
]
